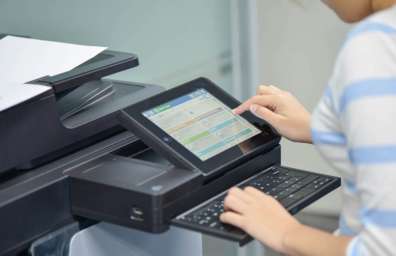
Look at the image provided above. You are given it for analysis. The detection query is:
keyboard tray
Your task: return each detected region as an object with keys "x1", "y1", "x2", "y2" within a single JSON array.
[{"x1": 171, "y1": 165, "x2": 341, "y2": 246}]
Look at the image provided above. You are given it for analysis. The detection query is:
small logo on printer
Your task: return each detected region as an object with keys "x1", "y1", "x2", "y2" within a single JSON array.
[{"x1": 163, "y1": 137, "x2": 171, "y2": 143}]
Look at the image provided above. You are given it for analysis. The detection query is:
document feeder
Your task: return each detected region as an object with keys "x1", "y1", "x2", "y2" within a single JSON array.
[{"x1": 0, "y1": 42, "x2": 161, "y2": 173}]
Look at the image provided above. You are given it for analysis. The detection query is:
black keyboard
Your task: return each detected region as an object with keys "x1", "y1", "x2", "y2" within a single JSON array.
[{"x1": 172, "y1": 166, "x2": 340, "y2": 245}]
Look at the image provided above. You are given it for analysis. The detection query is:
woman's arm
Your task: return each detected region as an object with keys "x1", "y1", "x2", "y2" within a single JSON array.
[
  {"x1": 220, "y1": 187, "x2": 352, "y2": 256},
  {"x1": 283, "y1": 223, "x2": 352, "y2": 256},
  {"x1": 233, "y1": 85, "x2": 312, "y2": 144}
]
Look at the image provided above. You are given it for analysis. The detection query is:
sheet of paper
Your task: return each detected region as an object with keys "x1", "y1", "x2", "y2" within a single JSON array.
[
  {"x1": 0, "y1": 36, "x2": 107, "y2": 84},
  {"x1": 0, "y1": 36, "x2": 107, "y2": 111},
  {"x1": 0, "y1": 83, "x2": 50, "y2": 112}
]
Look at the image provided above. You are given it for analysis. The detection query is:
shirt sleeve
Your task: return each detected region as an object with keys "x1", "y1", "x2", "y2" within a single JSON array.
[{"x1": 334, "y1": 23, "x2": 396, "y2": 256}]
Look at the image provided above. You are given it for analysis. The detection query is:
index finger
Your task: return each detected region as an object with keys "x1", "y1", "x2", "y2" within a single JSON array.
[
  {"x1": 256, "y1": 85, "x2": 282, "y2": 95},
  {"x1": 232, "y1": 95, "x2": 278, "y2": 115}
]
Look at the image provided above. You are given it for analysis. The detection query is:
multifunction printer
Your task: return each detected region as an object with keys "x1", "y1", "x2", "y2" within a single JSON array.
[{"x1": 0, "y1": 35, "x2": 340, "y2": 256}]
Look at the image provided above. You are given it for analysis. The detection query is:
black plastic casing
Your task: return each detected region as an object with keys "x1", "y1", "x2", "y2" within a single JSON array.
[
  {"x1": 35, "y1": 50, "x2": 139, "y2": 94},
  {"x1": 69, "y1": 146, "x2": 280, "y2": 233}
]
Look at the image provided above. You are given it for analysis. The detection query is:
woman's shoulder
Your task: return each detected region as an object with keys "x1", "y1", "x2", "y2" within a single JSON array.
[
  {"x1": 345, "y1": 5, "x2": 396, "y2": 44},
  {"x1": 329, "y1": 7, "x2": 396, "y2": 103},
  {"x1": 335, "y1": 9, "x2": 396, "y2": 77},
  {"x1": 367, "y1": 4, "x2": 396, "y2": 27}
]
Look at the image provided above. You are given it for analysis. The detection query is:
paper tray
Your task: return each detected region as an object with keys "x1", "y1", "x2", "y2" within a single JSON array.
[{"x1": 34, "y1": 50, "x2": 139, "y2": 94}]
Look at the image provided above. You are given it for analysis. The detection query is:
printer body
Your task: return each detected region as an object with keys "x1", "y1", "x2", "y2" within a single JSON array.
[
  {"x1": 0, "y1": 36, "x2": 339, "y2": 256},
  {"x1": 0, "y1": 55, "x2": 280, "y2": 254}
]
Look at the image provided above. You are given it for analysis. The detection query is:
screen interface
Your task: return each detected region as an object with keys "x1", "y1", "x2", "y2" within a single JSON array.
[{"x1": 143, "y1": 89, "x2": 261, "y2": 161}]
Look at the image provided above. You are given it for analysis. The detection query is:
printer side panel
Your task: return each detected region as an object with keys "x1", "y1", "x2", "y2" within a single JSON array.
[
  {"x1": 0, "y1": 177, "x2": 73, "y2": 256},
  {"x1": 70, "y1": 177, "x2": 174, "y2": 233},
  {"x1": 0, "y1": 93, "x2": 61, "y2": 172}
]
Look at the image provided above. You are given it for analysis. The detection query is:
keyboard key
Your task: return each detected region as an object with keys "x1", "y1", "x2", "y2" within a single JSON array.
[
  {"x1": 280, "y1": 187, "x2": 316, "y2": 207},
  {"x1": 209, "y1": 222, "x2": 219, "y2": 228}
]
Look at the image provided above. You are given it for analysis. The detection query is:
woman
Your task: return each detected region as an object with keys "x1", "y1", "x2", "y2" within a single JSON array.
[{"x1": 220, "y1": 1, "x2": 396, "y2": 255}]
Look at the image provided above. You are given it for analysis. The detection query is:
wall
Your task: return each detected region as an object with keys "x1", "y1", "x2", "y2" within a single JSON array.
[
  {"x1": 256, "y1": 0, "x2": 350, "y2": 214},
  {"x1": 0, "y1": 0, "x2": 232, "y2": 90}
]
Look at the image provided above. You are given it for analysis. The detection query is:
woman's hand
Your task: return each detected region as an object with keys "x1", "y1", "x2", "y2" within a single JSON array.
[
  {"x1": 233, "y1": 85, "x2": 312, "y2": 143},
  {"x1": 220, "y1": 186, "x2": 302, "y2": 254}
]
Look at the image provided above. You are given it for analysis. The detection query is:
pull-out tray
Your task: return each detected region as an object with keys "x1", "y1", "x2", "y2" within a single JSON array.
[{"x1": 172, "y1": 165, "x2": 341, "y2": 246}]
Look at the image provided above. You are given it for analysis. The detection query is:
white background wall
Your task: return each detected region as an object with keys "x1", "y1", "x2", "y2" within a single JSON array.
[
  {"x1": 0, "y1": 0, "x2": 232, "y2": 91},
  {"x1": 256, "y1": 0, "x2": 350, "y2": 214}
]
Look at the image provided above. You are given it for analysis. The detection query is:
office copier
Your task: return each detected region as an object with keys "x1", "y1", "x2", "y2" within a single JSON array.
[
  {"x1": 0, "y1": 34, "x2": 163, "y2": 255},
  {"x1": 0, "y1": 35, "x2": 340, "y2": 255}
]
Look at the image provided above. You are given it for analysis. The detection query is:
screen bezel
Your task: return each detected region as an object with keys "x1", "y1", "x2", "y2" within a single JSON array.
[{"x1": 123, "y1": 77, "x2": 280, "y2": 175}]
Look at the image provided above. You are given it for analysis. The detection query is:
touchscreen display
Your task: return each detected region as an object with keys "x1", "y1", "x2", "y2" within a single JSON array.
[{"x1": 142, "y1": 89, "x2": 261, "y2": 161}]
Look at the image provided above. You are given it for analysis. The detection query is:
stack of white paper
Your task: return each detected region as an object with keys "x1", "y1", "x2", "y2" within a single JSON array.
[
  {"x1": 0, "y1": 84, "x2": 51, "y2": 112},
  {"x1": 0, "y1": 36, "x2": 107, "y2": 111}
]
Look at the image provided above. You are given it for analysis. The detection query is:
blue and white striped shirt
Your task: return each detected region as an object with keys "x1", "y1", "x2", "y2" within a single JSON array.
[{"x1": 311, "y1": 5, "x2": 396, "y2": 256}]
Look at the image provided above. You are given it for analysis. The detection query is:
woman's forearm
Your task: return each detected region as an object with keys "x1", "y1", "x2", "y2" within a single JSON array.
[{"x1": 282, "y1": 224, "x2": 352, "y2": 256}]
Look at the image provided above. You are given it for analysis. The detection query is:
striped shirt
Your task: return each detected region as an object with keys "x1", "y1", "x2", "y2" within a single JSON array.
[{"x1": 311, "y1": 5, "x2": 396, "y2": 256}]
